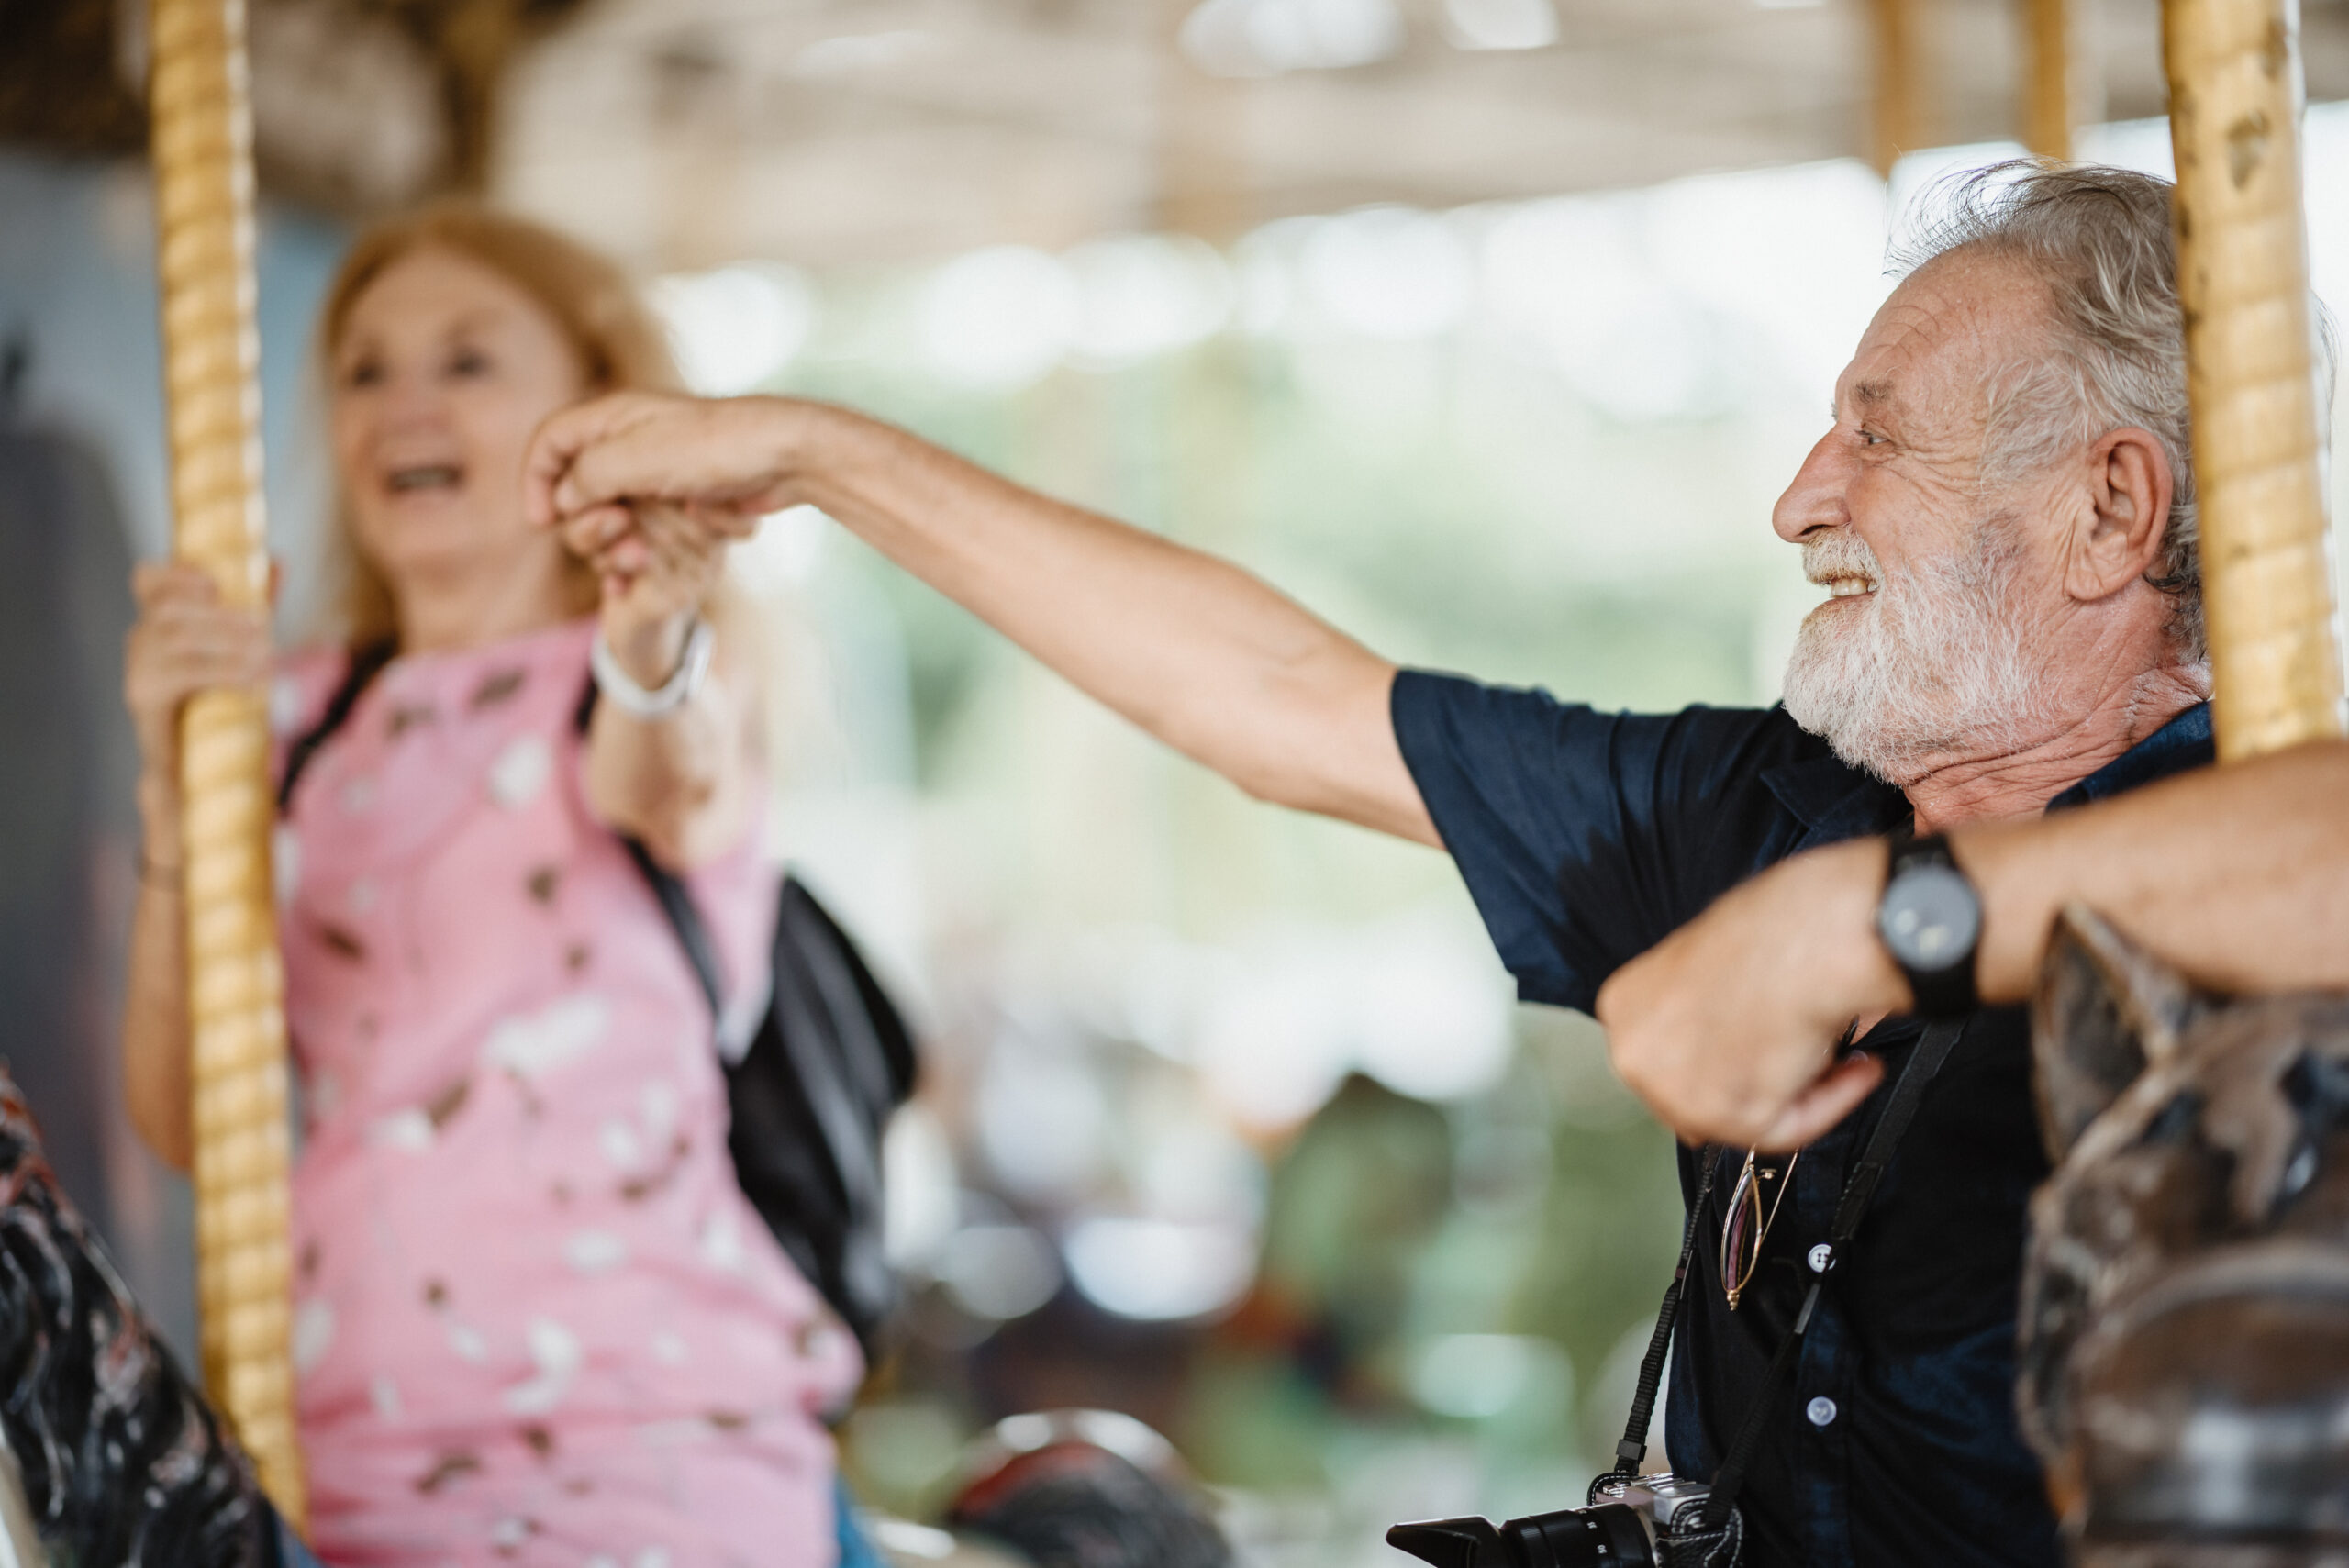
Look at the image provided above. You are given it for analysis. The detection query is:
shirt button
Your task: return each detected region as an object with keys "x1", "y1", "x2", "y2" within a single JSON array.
[{"x1": 1806, "y1": 1396, "x2": 1838, "y2": 1428}]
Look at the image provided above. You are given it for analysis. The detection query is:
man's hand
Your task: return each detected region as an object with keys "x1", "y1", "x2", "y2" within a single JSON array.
[
  {"x1": 526, "y1": 390, "x2": 810, "y2": 545},
  {"x1": 1596, "y1": 839, "x2": 1908, "y2": 1151}
]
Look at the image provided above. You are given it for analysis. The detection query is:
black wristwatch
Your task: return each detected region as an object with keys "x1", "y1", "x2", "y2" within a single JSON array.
[{"x1": 1876, "y1": 833, "x2": 1982, "y2": 1018}]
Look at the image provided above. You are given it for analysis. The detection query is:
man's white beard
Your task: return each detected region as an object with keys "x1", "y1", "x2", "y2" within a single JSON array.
[{"x1": 1780, "y1": 524, "x2": 2054, "y2": 784}]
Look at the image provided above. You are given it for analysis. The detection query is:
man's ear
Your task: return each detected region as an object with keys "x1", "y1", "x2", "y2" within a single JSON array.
[{"x1": 2065, "y1": 428, "x2": 2173, "y2": 603}]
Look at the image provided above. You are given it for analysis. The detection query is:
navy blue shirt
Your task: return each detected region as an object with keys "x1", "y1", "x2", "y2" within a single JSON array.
[{"x1": 1390, "y1": 673, "x2": 2215, "y2": 1568}]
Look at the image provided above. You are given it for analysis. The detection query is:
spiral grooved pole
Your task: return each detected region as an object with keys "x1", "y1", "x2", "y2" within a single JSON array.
[
  {"x1": 148, "y1": 0, "x2": 307, "y2": 1525},
  {"x1": 2165, "y1": 0, "x2": 2344, "y2": 760}
]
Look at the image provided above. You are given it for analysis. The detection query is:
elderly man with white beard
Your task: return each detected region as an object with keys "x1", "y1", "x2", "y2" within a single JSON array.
[{"x1": 528, "y1": 165, "x2": 2265, "y2": 1568}]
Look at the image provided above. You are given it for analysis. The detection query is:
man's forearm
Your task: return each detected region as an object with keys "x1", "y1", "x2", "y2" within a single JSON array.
[
  {"x1": 775, "y1": 402, "x2": 1435, "y2": 841},
  {"x1": 1958, "y1": 739, "x2": 2349, "y2": 1001},
  {"x1": 1597, "y1": 739, "x2": 2349, "y2": 1150}
]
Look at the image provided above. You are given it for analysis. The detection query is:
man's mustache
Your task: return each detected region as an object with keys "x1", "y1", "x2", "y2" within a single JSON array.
[{"x1": 1801, "y1": 533, "x2": 1884, "y2": 587}]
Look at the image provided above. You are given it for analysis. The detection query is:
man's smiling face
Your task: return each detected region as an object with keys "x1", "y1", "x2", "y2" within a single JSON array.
[{"x1": 1772, "y1": 248, "x2": 2081, "y2": 783}]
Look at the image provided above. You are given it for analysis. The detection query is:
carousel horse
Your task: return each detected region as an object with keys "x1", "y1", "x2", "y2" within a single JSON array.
[
  {"x1": 2019, "y1": 908, "x2": 2349, "y2": 1564},
  {"x1": 0, "y1": 1068, "x2": 301, "y2": 1566}
]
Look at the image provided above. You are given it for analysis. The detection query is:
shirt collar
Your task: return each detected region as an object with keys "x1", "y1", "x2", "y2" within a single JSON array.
[
  {"x1": 2045, "y1": 700, "x2": 2213, "y2": 812},
  {"x1": 1760, "y1": 699, "x2": 2215, "y2": 843},
  {"x1": 1759, "y1": 723, "x2": 1909, "y2": 849}
]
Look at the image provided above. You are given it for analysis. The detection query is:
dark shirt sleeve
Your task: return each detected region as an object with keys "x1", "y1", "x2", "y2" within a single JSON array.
[{"x1": 1390, "y1": 670, "x2": 1801, "y2": 1015}]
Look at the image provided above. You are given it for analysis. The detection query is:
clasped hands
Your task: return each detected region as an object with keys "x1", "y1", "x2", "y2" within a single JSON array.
[{"x1": 529, "y1": 392, "x2": 804, "y2": 688}]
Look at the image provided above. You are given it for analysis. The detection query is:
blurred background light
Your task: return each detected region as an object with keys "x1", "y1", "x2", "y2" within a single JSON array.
[
  {"x1": 1063, "y1": 1216, "x2": 1259, "y2": 1321},
  {"x1": 1408, "y1": 1333, "x2": 1574, "y2": 1420},
  {"x1": 789, "y1": 29, "x2": 942, "y2": 79},
  {"x1": 935, "y1": 1223, "x2": 1064, "y2": 1321},
  {"x1": 1300, "y1": 207, "x2": 1475, "y2": 339},
  {"x1": 1478, "y1": 197, "x2": 1720, "y2": 422},
  {"x1": 883, "y1": 1104, "x2": 963, "y2": 1270},
  {"x1": 650, "y1": 261, "x2": 816, "y2": 395},
  {"x1": 1442, "y1": 0, "x2": 1559, "y2": 52},
  {"x1": 1192, "y1": 965, "x2": 1356, "y2": 1132},
  {"x1": 1350, "y1": 919, "x2": 1515, "y2": 1103},
  {"x1": 918, "y1": 246, "x2": 1080, "y2": 390},
  {"x1": 974, "y1": 1043, "x2": 1112, "y2": 1202},
  {"x1": 726, "y1": 505, "x2": 830, "y2": 596},
  {"x1": 1064, "y1": 236, "x2": 1236, "y2": 367},
  {"x1": 1180, "y1": 0, "x2": 1405, "y2": 79}
]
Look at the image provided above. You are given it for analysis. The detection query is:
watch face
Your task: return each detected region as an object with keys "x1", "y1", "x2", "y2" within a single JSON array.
[{"x1": 1878, "y1": 864, "x2": 1981, "y2": 974}]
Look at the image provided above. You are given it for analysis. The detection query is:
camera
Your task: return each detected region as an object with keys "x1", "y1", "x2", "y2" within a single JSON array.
[{"x1": 1386, "y1": 1474, "x2": 1741, "y2": 1568}]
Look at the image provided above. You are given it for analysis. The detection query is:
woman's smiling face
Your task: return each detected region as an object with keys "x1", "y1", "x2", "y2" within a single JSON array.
[{"x1": 329, "y1": 246, "x2": 588, "y2": 595}]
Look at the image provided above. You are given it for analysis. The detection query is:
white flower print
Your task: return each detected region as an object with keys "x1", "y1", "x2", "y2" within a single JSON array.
[
  {"x1": 292, "y1": 1298, "x2": 334, "y2": 1374},
  {"x1": 482, "y1": 994, "x2": 611, "y2": 1081},
  {"x1": 269, "y1": 675, "x2": 306, "y2": 736},
  {"x1": 563, "y1": 1230, "x2": 629, "y2": 1274},
  {"x1": 598, "y1": 1078, "x2": 685, "y2": 1180},
  {"x1": 698, "y1": 1211, "x2": 747, "y2": 1275},
  {"x1": 366, "y1": 1108, "x2": 435, "y2": 1152},
  {"x1": 502, "y1": 1317, "x2": 582, "y2": 1416},
  {"x1": 487, "y1": 734, "x2": 551, "y2": 809},
  {"x1": 598, "y1": 1118, "x2": 643, "y2": 1171},
  {"x1": 640, "y1": 1080, "x2": 679, "y2": 1144}
]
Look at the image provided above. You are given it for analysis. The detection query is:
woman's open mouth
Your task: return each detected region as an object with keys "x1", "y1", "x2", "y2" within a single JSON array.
[{"x1": 384, "y1": 463, "x2": 463, "y2": 495}]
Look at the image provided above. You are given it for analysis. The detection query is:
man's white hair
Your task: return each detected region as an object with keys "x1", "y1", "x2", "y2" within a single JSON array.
[{"x1": 1890, "y1": 161, "x2": 2339, "y2": 664}]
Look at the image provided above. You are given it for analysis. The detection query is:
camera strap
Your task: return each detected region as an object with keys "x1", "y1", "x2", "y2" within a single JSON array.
[{"x1": 1598, "y1": 1019, "x2": 1969, "y2": 1534}]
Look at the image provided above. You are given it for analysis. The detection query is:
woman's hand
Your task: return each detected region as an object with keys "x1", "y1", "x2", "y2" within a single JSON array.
[
  {"x1": 580, "y1": 502, "x2": 739, "y2": 688},
  {"x1": 124, "y1": 562, "x2": 272, "y2": 862}
]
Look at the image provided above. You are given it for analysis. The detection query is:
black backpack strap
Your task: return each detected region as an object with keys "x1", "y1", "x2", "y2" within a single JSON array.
[
  {"x1": 276, "y1": 640, "x2": 395, "y2": 815},
  {"x1": 620, "y1": 836, "x2": 726, "y2": 1018},
  {"x1": 577, "y1": 678, "x2": 913, "y2": 1342},
  {"x1": 618, "y1": 839, "x2": 883, "y2": 1196}
]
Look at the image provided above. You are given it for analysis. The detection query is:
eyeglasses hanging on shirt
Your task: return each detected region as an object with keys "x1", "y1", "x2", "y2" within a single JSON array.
[{"x1": 1719, "y1": 1148, "x2": 1799, "y2": 1311}]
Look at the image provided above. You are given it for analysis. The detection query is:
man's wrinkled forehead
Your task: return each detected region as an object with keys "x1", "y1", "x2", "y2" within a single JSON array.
[{"x1": 1833, "y1": 249, "x2": 2051, "y2": 425}]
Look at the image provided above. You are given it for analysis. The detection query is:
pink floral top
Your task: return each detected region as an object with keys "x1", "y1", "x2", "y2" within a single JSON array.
[{"x1": 272, "y1": 618, "x2": 862, "y2": 1567}]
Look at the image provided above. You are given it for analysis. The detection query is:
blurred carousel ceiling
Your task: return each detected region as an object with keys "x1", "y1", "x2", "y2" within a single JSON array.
[{"x1": 6, "y1": 0, "x2": 2349, "y2": 270}]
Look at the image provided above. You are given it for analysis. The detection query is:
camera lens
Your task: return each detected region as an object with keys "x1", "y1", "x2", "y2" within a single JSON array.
[
  {"x1": 1387, "y1": 1506, "x2": 1656, "y2": 1568},
  {"x1": 1505, "y1": 1504, "x2": 1658, "y2": 1567}
]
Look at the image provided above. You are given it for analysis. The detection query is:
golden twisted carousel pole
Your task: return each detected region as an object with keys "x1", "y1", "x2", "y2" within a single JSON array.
[
  {"x1": 146, "y1": 0, "x2": 307, "y2": 1525},
  {"x1": 2164, "y1": 0, "x2": 2344, "y2": 759},
  {"x1": 2022, "y1": 0, "x2": 2088, "y2": 161}
]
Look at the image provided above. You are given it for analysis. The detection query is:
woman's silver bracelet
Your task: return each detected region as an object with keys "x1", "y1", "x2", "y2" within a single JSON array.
[{"x1": 590, "y1": 616, "x2": 715, "y2": 718}]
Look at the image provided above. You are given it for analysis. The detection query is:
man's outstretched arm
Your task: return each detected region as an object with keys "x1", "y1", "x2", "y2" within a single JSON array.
[
  {"x1": 527, "y1": 393, "x2": 1438, "y2": 845},
  {"x1": 1597, "y1": 739, "x2": 2349, "y2": 1151}
]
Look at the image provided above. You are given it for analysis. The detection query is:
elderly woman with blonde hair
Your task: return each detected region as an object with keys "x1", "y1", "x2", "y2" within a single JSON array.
[{"x1": 121, "y1": 206, "x2": 862, "y2": 1566}]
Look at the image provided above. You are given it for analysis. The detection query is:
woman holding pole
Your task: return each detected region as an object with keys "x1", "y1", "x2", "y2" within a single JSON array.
[{"x1": 123, "y1": 206, "x2": 862, "y2": 1567}]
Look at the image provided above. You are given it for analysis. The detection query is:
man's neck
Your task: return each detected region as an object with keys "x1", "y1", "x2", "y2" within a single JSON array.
[{"x1": 1902, "y1": 662, "x2": 2209, "y2": 831}]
